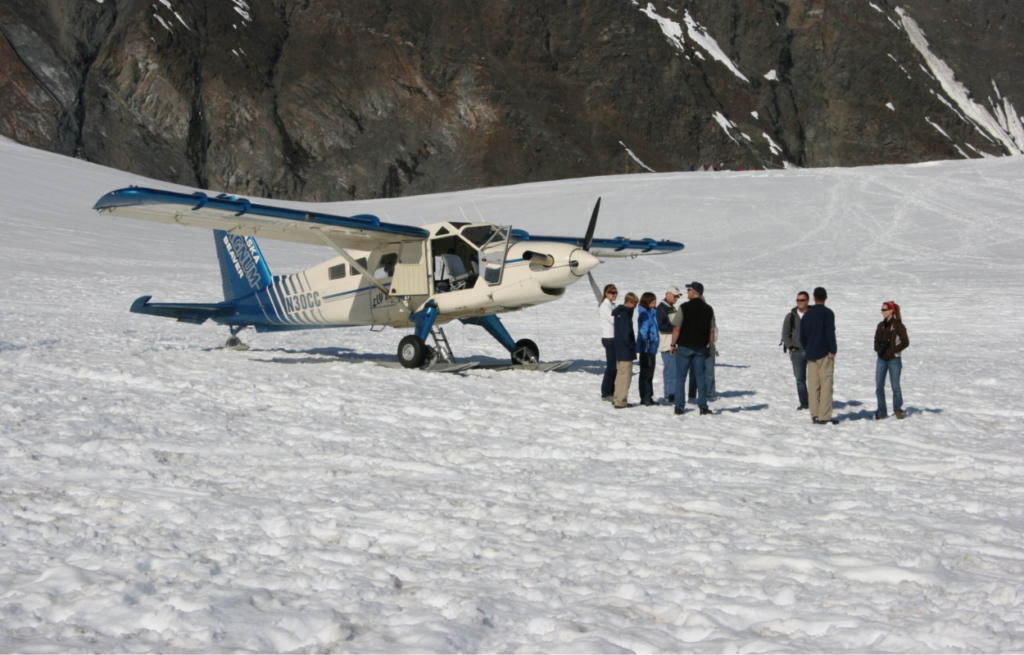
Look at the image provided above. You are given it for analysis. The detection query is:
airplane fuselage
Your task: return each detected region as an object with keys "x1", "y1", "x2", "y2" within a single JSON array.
[{"x1": 214, "y1": 221, "x2": 599, "y2": 332}]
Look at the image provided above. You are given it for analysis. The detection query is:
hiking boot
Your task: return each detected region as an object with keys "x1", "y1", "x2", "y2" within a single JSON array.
[
  {"x1": 699, "y1": 406, "x2": 713, "y2": 416},
  {"x1": 602, "y1": 396, "x2": 614, "y2": 403},
  {"x1": 614, "y1": 403, "x2": 636, "y2": 409},
  {"x1": 875, "y1": 412, "x2": 888, "y2": 420},
  {"x1": 797, "y1": 404, "x2": 809, "y2": 410},
  {"x1": 666, "y1": 395, "x2": 675, "y2": 403},
  {"x1": 895, "y1": 410, "x2": 904, "y2": 419},
  {"x1": 814, "y1": 418, "x2": 838, "y2": 425},
  {"x1": 674, "y1": 407, "x2": 685, "y2": 416}
]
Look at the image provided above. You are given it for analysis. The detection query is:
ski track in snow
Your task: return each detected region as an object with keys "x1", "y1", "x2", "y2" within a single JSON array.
[{"x1": 2, "y1": 140, "x2": 1024, "y2": 651}]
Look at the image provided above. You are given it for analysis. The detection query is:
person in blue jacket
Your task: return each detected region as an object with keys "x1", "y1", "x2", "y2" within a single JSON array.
[
  {"x1": 637, "y1": 292, "x2": 660, "y2": 406},
  {"x1": 799, "y1": 286, "x2": 838, "y2": 424},
  {"x1": 612, "y1": 292, "x2": 639, "y2": 408}
]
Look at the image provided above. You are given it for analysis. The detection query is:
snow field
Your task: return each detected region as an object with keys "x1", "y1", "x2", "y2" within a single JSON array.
[{"x1": 2, "y1": 140, "x2": 1024, "y2": 651}]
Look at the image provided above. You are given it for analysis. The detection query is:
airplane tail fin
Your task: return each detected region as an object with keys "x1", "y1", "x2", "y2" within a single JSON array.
[{"x1": 213, "y1": 230, "x2": 272, "y2": 301}]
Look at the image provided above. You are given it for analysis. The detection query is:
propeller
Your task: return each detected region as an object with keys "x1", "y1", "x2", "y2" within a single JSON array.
[
  {"x1": 583, "y1": 198, "x2": 600, "y2": 252},
  {"x1": 583, "y1": 198, "x2": 604, "y2": 303}
]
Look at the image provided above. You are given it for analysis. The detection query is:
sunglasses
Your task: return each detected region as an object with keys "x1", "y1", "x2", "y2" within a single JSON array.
[
  {"x1": 608, "y1": 290, "x2": 618, "y2": 295},
  {"x1": 796, "y1": 298, "x2": 808, "y2": 302},
  {"x1": 881, "y1": 307, "x2": 892, "y2": 312}
]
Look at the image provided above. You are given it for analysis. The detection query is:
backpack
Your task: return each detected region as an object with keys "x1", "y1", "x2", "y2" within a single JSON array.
[{"x1": 781, "y1": 312, "x2": 797, "y2": 352}]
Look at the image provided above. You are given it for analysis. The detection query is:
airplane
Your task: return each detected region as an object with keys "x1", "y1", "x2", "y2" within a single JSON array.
[{"x1": 93, "y1": 186, "x2": 683, "y2": 370}]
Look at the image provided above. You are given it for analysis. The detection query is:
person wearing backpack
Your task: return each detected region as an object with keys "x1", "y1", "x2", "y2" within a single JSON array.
[
  {"x1": 875, "y1": 301, "x2": 910, "y2": 419},
  {"x1": 781, "y1": 291, "x2": 811, "y2": 410}
]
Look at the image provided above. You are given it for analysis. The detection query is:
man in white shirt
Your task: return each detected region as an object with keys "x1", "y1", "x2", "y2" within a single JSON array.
[
  {"x1": 599, "y1": 284, "x2": 618, "y2": 401},
  {"x1": 656, "y1": 286, "x2": 681, "y2": 402}
]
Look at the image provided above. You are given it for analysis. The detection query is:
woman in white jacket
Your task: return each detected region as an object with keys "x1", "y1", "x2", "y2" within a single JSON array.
[{"x1": 599, "y1": 284, "x2": 618, "y2": 400}]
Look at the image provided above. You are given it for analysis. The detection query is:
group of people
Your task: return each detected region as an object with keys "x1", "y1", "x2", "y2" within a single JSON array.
[
  {"x1": 600, "y1": 281, "x2": 717, "y2": 416},
  {"x1": 599, "y1": 283, "x2": 910, "y2": 422},
  {"x1": 781, "y1": 288, "x2": 909, "y2": 422}
]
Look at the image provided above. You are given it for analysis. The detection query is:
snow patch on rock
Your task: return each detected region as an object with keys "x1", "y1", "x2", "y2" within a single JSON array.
[
  {"x1": 639, "y1": 3, "x2": 685, "y2": 52},
  {"x1": 684, "y1": 10, "x2": 749, "y2": 83},
  {"x1": 898, "y1": 7, "x2": 1023, "y2": 155},
  {"x1": 619, "y1": 141, "x2": 656, "y2": 172},
  {"x1": 712, "y1": 112, "x2": 740, "y2": 144},
  {"x1": 763, "y1": 132, "x2": 783, "y2": 157},
  {"x1": 636, "y1": 4, "x2": 749, "y2": 83},
  {"x1": 153, "y1": 14, "x2": 173, "y2": 32}
]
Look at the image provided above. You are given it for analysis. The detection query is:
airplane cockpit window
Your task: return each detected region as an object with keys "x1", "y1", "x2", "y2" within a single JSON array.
[
  {"x1": 328, "y1": 264, "x2": 346, "y2": 280},
  {"x1": 374, "y1": 253, "x2": 398, "y2": 279},
  {"x1": 460, "y1": 225, "x2": 497, "y2": 248}
]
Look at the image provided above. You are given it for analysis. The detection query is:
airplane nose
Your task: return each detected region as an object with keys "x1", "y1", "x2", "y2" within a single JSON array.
[{"x1": 568, "y1": 249, "x2": 600, "y2": 277}]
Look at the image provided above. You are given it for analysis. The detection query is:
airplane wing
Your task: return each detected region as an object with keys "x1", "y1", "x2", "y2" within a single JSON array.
[
  {"x1": 94, "y1": 187, "x2": 429, "y2": 249},
  {"x1": 510, "y1": 230, "x2": 683, "y2": 258}
]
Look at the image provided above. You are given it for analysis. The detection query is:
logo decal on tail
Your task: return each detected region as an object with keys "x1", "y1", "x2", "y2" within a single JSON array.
[{"x1": 223, "y1": 234, "x2": 263, "y2": 290}]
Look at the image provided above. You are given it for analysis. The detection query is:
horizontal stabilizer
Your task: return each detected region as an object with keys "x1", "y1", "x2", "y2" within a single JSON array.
[{"x1": 130, "y1": 296, "x2": 234, "y2": 325}]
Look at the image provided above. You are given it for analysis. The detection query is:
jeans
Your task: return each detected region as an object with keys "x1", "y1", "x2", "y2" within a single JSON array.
[
  {"x1": 601, "y1": 338, "x2": 616, "y2": 398},
  {"x1": 790, "y1": 349, "x2": 809, "y2": 407},
  {"x1": 876, "y1": 357, "x2": 903, "y2": 415},
  {"x1": 660, "y1": 351, "x2": 677, "y2": 399},
  {"x1": 675, "y1": 346, "x2": 707, "y2": 410},
  {"x1": 638, "y1": 353, "x2": 657, "y2": 403},
  {"x1": 689, "y1": 350, "x2": 716, "y2": 398}
]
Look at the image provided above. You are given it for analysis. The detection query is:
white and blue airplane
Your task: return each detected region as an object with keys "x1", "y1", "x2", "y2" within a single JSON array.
[{"x1": 94, "y1": 187, "x2": 683, "y2": 369}]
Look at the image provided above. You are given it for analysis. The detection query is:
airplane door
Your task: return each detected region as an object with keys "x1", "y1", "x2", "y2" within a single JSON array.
[{"x1": 390, "y1": 241, "x2": 430, "y2": 296}]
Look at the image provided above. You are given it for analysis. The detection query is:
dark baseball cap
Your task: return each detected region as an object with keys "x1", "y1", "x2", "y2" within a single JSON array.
[{"x1": 686, "y1": 281, "x2": 704, "y2": 295}]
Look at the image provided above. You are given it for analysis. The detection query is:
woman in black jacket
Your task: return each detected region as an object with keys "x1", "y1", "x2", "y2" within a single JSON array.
[{"x1": 875, "y1": 301, "x2": 910, "y2": 419}]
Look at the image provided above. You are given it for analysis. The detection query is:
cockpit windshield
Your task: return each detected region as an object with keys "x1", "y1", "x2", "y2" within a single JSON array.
[{"x1": 460, "y1": 225, "x2": 498, "y2": 248}]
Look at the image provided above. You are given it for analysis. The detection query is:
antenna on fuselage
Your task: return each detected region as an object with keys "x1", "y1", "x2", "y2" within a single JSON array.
[{"x1": 471, "y1": 201, "x2": 486, "y2": 222}]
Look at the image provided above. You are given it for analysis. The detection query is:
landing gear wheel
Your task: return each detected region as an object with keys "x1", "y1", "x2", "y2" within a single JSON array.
[
  {"x1": 511, "y1": 338, "x2": 539, "y2": 365},
  {"x1": 398, "y1": 335, "x2": 428, "y2": 368},
  {"x1": 224, "y1": 335, "x2": 249, "y2": 351}
]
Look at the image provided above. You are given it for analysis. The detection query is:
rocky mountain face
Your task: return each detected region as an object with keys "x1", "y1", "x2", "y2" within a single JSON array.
[{"x1": 2, "y1": 0, "x2": 1022, "y2": 201}]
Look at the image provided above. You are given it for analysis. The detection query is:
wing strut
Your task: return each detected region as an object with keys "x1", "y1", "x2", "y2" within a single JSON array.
[{"x1": 312, "y1": 229, "x2": 410, "y2": 313}]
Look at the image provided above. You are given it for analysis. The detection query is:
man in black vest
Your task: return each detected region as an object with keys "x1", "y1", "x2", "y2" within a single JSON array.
[{"x1": 669, "y1": 282, "x2": 715, "y2": 416}]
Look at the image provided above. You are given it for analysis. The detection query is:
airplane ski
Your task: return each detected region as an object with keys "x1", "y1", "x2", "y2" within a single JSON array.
[
  {"x1": 369, "y1": 360, "x2": 480, "y2": 373},
  {"x1": 474, "y1": 360, "x2": 575, "y2": 373}
]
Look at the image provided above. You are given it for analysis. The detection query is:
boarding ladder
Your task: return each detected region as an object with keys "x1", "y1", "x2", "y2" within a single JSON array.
[{"x1": 430, "y1": 327, "x2": 457, "y2": 363}]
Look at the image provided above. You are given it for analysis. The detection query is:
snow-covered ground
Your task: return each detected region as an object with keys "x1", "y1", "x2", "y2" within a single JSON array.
[{"x1": 2, "y1": 139, "x2": 1024, "y2": 652}]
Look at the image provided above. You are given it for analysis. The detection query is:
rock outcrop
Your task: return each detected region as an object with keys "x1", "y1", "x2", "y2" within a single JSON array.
[{"x1": 2, "y1": 0, "x2": 1022, "y2": 201}]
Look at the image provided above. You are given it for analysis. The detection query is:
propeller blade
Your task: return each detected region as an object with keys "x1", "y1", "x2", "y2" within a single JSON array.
[
  {"x1": 588, "y1": 272, "x2": 603, "y2": 304},
  {"x1": 582, "y1": 197, "x2": 601, "y2": 252}
]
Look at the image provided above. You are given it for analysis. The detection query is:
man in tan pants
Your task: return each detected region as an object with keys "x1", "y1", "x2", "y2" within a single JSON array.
[
  {"x1": 806, "y1": 356, "x2": 834, "y2": 423},
  {"x1": 799, "y1": 287, "x2": 838, "y2": 425},
  {"x1": 612, "y1": 293, "x2": 639, "y2": 408}
]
